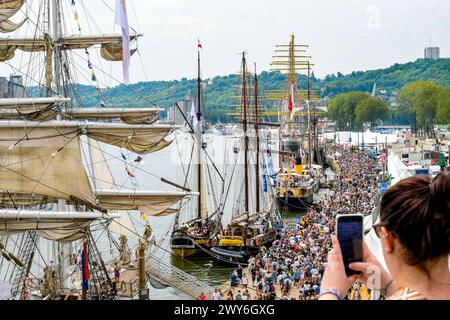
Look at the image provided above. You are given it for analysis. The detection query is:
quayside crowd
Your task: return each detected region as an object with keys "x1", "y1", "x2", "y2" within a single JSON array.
[{"x1": 200, "y1": 143, "x2": 450, "y2": 301}]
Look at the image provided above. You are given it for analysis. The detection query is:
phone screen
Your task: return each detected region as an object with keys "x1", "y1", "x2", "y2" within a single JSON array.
[{"x1": 337, "y1": 215, "x2": 363, "y2": 275}]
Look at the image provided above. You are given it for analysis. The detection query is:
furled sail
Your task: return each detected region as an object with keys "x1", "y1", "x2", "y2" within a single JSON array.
[
  {"x1": 0, "y1": 97, "x2": 70, "y2": 121},
  {"x1": 100, "y1": 42, "x2": 137, "y2": 61},
  {"x1": 67, "y1": 107, "x2": 161, "y2": 125},
  {"x1": 0, "y1": 210, "x2": 120, "y2": 243},
  {"x1": 0, "y1": 125, "x2": 96, "y2": 205},
  {"x1": 84, "y1": 123, "x2": 174, "y2": 154},
  {"x1": 0, "y1": 34, "x2": 139, "y2": 61},
  {"x1": 0, "y1": 0, "x2": 25, "y2": 21},
  {"x1": 95, "y1": 190, "x2": 191, "y2": 216},
  {"x1": 0, "y1": 18, "x2": 26, "y2": 33},
  {"x1": 0, "y1": 120, "x2": 176, "y2": 155}
]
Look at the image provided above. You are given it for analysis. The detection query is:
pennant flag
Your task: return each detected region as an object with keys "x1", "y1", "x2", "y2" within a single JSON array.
[
  {"x1": 190, "y1": 99, "x2": 198, "y2": 126},
  {"x1": 125, "y1": 165, "x2": 135, "y2": 178},
  {"x1": 140, "y1": 211, "x2": 148, "y2": 222},
  {"x1": 91, "y1": 72, "x2": 96, "y2": 82},
  {"x1": 100, "y1": 98, "x2": 106, "y2": 108},
  {"x1": 81, "y1": 239, "x2": 89, "y2": 290},
  {"x1": 262, "y1": 163, "x2": 268, "y2": 193},
  {"x1": 197, "y1": 39, "x2": 203, "y2": 49},
  {"x1": 115, "y1": 0, "x2": 131, "y2": 84},
  {"x1": 134, "y1": 156, "x2": 143, "y2": 163},
  {"x1": 71, "y1": 0, "x2": 75, "y2": 5},
  {"x1": 120, "y1": 151, "x2": 127, "y2": 160}
]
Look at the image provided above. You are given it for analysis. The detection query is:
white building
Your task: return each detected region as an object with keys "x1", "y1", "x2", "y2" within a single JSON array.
[{"x1": 424, "y1": 47, "x2": 440, "y2": 59}]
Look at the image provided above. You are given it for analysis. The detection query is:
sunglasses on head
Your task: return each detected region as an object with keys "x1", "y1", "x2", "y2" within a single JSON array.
[{"x1": 372, "y1": 221, "x2": 390, "y2": 238}]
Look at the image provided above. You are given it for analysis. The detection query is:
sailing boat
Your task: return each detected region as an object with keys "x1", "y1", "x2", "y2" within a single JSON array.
[
  {"x1": 0, "y1": 0, "x2": 194, "y2": 300},
  {"x1": 267, "y1": 34, "x2": 321, "y2": 211},
  {"x1": 207, "y1": 53, "x2": 279, "y2": 264},
  {"x1": 170, "y1": 44, "x2": 222, "y2": 258}
]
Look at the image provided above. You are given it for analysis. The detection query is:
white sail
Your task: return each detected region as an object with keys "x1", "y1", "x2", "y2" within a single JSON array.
[
  {"x1": 87, "y1": 137, "x2": 138, "y2": 240},
  {"x1": 0, "y1": 126, "x2": 96, "y2": 205}
]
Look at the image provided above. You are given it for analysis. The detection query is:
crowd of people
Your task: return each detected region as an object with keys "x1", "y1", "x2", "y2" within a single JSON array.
[{"x1": 217, "y1": 143, "x2": 381, "y2": 300}]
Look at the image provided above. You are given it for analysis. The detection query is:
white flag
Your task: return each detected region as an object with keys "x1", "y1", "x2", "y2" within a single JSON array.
[
  {"x1": 115, "y1": 0, "x2": 130, "y2": 84},
  {"x1": 290, "y1": 83, "x2": 302, "y2": 120},
  {"x1": 190, "y1": 99, "x2": 198, "y2": 126}
]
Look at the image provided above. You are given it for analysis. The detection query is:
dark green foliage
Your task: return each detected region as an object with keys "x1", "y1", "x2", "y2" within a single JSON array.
[
  {"x1": 43, "y1": 58, "x2": 449, "y2": 122},
  {"x1": 397, "y1": 81, "x2": 450, "y2": 135}
]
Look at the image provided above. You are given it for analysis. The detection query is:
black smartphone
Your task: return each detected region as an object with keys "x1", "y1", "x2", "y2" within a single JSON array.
[{"x1": 335, "y1": 214, "x2": 363, "y2": 276}]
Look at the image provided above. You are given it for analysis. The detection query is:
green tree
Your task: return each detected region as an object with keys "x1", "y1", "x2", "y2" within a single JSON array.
[
  {"x1": 327, "y1": 92, "x2": 370, "y2": 130},
  {"x1": 354, "y1": 96, "x2": 389, "y2": 129},
  {"x1": 397, "y1": 81, "x2": 449, "y2": 136},
  {"x1": 436, "y1": 88, "x2": 450, "y2": 124}
]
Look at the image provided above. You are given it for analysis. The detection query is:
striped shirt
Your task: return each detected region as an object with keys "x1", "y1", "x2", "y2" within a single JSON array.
[{"x1": 388, "y1": 287, "x2": 426, "y2": 300}]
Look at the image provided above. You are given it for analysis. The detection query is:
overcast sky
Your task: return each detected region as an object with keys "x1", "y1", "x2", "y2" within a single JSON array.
[{"x1": 2, "y1": 0, "x2": 449, "y2": 85}]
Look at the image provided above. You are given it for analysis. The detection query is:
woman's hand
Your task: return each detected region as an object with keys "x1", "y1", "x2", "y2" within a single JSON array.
[
  {"x1": 349, "y1": 242, "x2": 396, "y2": 295},
  {"x1": 319, "y1": 236, "x2": 358, "y2": 299}
]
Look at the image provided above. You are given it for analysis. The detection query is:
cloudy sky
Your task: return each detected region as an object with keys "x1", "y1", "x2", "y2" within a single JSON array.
[{"x1": 2, "y1": 0, "x2": 449, "y2": 85}]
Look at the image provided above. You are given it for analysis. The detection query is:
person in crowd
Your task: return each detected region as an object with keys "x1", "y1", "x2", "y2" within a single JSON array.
[
  {"x1": 198, "y1": 292, "x2": 206, "y2": 300},
  {"x1": 319, "y1": 172, "x2": 450, "y2": 300},
  {"x1": 212, "y1": 289, "x2": 222, "y2": 300},
  {"x1": 241, "y1": 273, "x2": 248, "y2": 288}
]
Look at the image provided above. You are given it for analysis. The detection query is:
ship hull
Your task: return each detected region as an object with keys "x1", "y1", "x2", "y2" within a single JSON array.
[
  {"x1": 276, "y1": 193, "x2": 313, "y2": 211},
  {"x1": 207, "y1": 230, "x2": 278, "y2": 265},
  {"x1": 170, "y1": 236, "x2": 209, "y2": 258}
]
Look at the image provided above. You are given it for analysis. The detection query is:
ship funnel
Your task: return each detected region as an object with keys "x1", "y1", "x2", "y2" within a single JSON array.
[{"x1": 295, "y1": 156, "x2": 303, "y2": 174}]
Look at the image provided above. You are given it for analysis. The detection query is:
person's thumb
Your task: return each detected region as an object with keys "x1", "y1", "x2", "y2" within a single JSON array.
[{"x1": 348, "y1": 262, "x2": 371, "y2": 273}]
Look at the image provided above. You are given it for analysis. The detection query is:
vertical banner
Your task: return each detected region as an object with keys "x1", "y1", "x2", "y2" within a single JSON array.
[
  {"x1": 115, "y1": 0, "x2": 130, "y2": 84},
  {"x1": 262, "y1": 163, "x2": 268, "y2": 193},
  {"x1": 81, "y1": 239, "x2": 89, "y2": 290}
]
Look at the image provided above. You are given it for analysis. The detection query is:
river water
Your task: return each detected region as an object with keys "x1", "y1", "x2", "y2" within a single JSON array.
[{"x1": 95, "y1": 129, "x2": 341, "y2": 299}]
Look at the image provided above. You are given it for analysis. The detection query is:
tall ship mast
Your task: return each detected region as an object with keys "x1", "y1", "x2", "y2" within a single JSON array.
[
  {"x1": 169, "y1": 43, "x2": 223, "y2": 258},
  {"x1": 207, "y1": 52, "x2": 279, "y2": 264},
  {"x1": 0, "y1": 0, "x2": 194, "y2": 300},
  {"x1": 266, "y1": 33, "x2": 321, "y2": 212}
]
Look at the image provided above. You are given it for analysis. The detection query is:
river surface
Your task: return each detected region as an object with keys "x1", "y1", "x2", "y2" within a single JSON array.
[{"x1": 93, "y1": 129, "x2": 298, "y2": 299}]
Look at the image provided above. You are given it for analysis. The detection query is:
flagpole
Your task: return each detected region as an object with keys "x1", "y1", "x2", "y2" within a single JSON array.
[{"x1": 196, "y1": 40, "x2": 202, "y2": 219}]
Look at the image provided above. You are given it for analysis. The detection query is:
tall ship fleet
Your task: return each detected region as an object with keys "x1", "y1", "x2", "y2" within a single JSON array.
[{"x1": 0, "y1": 0, "x2": 444, "y2": 301}]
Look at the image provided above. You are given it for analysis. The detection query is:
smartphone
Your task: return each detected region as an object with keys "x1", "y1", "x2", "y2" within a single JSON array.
[{"x1": 335, "y1": 214, "x2": 363, "y2": 276}]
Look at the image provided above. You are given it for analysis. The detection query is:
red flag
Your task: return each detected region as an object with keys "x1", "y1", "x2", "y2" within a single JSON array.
[
  {"x1": 288, "y1": 83, "x2": 294, "y2": 113},
  {"x1": 197, "y1": 39, "x2": 203, "y2": 49},
  {"x1": 125, "y1": 165, "x2": 135, "y2": 178},
  {"x1": 81, "y1": 239, "x2": 89, "y2": 290}
]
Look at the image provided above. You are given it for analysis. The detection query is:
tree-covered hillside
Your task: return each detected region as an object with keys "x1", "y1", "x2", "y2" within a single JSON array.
[{"x1": 72, "y1": 58, "x2": 450, "y2": 121}]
